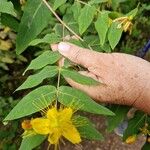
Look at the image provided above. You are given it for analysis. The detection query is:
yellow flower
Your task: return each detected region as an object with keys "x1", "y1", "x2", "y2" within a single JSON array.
[
  {"x1": 31, "y1": 107, "x2": 81, "y2": 145},
  {"x1": 125, "y1": 135, "x2": 137, "y2": 144},
  {"x1": 113, "y1": 16, "x2": 133, "y2": 34}
]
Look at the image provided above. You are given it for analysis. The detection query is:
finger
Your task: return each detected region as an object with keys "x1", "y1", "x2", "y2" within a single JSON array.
[
  {"x1": 51, "y1": 44, "x2": 64, "y2": 67},
  {"x1": 51, "y1": 44, "x2": 58, "y2": 51},
  {"x1": 58, "y1": 42, "x2": 105, "y2": 68},
  {"x1": 51, "y1": 35, "x2": 73, "y2": 51}
]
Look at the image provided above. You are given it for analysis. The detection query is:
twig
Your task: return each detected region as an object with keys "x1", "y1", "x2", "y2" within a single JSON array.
[
  {"x1": 42, "y1": 0, "x2": 83, "y2": 41},
  {"x1": 76, "y1": 0, "x2": 91, "y2": 7},
  {"x1": 76, "y1": 0, "x2": 101, "y2": 13}
]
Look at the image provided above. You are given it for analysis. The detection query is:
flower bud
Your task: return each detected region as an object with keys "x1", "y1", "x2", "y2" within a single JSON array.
[{"x1": 21, "y1": 120, "x2": 32, "y2": 130}]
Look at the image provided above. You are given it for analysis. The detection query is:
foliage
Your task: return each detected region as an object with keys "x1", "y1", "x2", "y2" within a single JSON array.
[
  {"x1": 0, "y1": 97, "x2": 21, "y2": 150},
  {"x1": 107, "y1": 105, "x2": 130, "y2": 132},
  {"x1": 0, "y1": 0, "x2": 150, "y2": 149}
]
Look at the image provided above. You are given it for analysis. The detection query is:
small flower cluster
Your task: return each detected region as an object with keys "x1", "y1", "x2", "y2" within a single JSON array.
[{"x1": 113, "y1": 16, "x2": 133, "y2": 34}]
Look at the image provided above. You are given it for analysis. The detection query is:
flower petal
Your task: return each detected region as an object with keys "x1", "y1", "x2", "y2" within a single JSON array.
[
  {"x1": 62, "y1": 124, "x2": 81, "y2": 144},
  {"x1": 59, "y1": 107, "x2": 73, "y2": 121},
  {"x1": 31, "y1": 118, "x2": 51, "y2": 135},
  {"x1": 48, "y1": 129, "x2": 61, "y2": 144},
  {"x1": 46, "y1": 107, "x2": 58, "y2": 121}
]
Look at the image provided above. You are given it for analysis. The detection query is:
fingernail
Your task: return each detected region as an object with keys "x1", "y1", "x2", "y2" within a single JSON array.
[{"x1": 58, "y1": 42, "x2": 70, "y2": 55}]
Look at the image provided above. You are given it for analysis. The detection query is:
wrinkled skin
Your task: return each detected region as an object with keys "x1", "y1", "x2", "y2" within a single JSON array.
[{"x1": 51, "y1": 42, "x2": 150, "y2": 114}]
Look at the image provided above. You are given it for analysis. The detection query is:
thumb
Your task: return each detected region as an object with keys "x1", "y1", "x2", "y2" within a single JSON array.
[{"x1": 58, "y1": 42, "x2": 103, "y2": 68}]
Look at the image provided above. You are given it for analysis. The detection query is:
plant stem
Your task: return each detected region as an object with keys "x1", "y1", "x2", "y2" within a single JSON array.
[
  {"x1": 42, "y1": 0, "x2": 83, "y2": 41},
  {"x1": 76, "y1": 0, "x2": 101, "y2": 13},
  {"x1": 56, "y1": 67, "x2": 61, "y2": 107}
]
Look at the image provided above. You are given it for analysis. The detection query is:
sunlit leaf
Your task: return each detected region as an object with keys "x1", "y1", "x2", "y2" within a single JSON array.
[
  {"x1": 72, "y1": 2, "x2": 81, "y2": 21},
  {"x1": 24, "y1": 51, "x2": 61, "y2": 74},
  {"x1": 95, "y1": 12, "x2": 110, "y2": 46},
  {"x1": 108, "y1": 22, "x2": 123, "y2": 49},
  {"x1": 0, "y1": 0, "x2": 16, "y2": 17},
  {"x1": 78, "y1": 5, "x2": 96, "y2": 35},
  {"x1": 29, "y1": 33, "x2": 61, "y2": 46},
  {"x1": 126, "y1": 8, "x2": 138, "y2": 19},
  {"x1": 16, "y1": 0, "x2": 52, "y2": 54},
  {"x1": 58, "y1": 86, "x2": 114, "y2": 116},
  {"x1": 4, "y1": 86, "x2": 56, "y2": 121},
  {"x1": 16, "y1": 66, "x2": 58, "y2": 91},
  {"x1": 19, "y1": 135, "x2": 46, "y2": 150}
]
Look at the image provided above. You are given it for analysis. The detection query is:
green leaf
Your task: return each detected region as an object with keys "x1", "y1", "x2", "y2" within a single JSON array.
[
  {"x1": 58, "y1": 86, "x2": 114, "y2": 116},
  {"x1": 108, "y1": 22, "x2": 123, "y2": 49},
  {"x1": 61, "y1": 68, "x2": 99, "y2": 85},
  {"x1": 75, "y1": 116, "x2": 104, "y2": 140},
  {"x1": 89, "y1": 0, "x2": 108, "y2": 5},
  {"x1": 83, "y1": 35, "x2": 99, "y2": 46},
  {"x1": 16, "y1": 66, "x2": 58, "y2": 91},
  {"x1": 72, "y1": 2, "x2": 81, "y2": 21},
  {"x1": 142, "y1": 142, "x2": 150, "y2": 150},
  {"x1": 19, "y1": 135, "x2": 46, "y2": 150},
  {"x1": 123, "y1": 111, "x2": 146, "y2": 141},
  {"x1": 16, "y1": 0, "x2": 52, "y2": 54},
  {"x1": 78, "y1": 5, "x2": 96, "y2": 35},
  {"x1": 101, "y1": 43, "x2": 112, "y2": 53},
  {"x1": 4, "y1": 86, "x2": 56, "y2": 121},
  {"x1": 62, "y1": 14, "x2": 80, "y2": 34},
  {"x1": 107, "y1": 105, "x2": 130, "y2": 132},
  {"x1": 0, "y1": 0, "x2": 16, "y2": 17},
  {"x1": 54, "y1": 23, "x2": 70, "y2": 37},
  {"x1": 144, "y1": 5, "x2": 150, "y2": 11},
  {"x1": 29, "y1": 33, "x2": 61, "y2": 46},
  {"x1": 111, "y1": 0, "x2": 120, "y2": 10},
  {"x1": 1, "y1": 14, "x2": 19, "y2": 32},
  {"x1": 126, "y1": 7, "x2": 138, "y2": 19},
  {"x1": 24, "y1": 51, "x2": 61, "y2": 74},
  {"x1": 53, "y1": 0, "x2": 67, "y2": 10},
  {"x1": 95, "y1": 12, "x2": 109, "y2": 46}
]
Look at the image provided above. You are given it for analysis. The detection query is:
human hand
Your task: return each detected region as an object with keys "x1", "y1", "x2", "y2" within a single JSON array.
[{"x1": 52, "y1": 42, "x2": 150, "y2": 113}]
